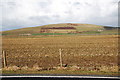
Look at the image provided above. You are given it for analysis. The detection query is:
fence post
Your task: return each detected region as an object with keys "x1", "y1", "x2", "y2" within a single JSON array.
[
  {"x1": 59, "y1": 49, "x2": 62, "y2": 67},
  {"x1": 3, "y1": 50, "x2": 7, "y2": 68}
]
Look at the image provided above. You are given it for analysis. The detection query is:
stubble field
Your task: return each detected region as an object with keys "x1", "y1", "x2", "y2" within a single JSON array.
[{"x1": 2, "y1": 35, "x2": 119, "y2": 74}]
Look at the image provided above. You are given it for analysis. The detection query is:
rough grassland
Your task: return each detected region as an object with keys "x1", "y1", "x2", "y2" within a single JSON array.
[
  {"x1": 2, "y1": 23, "x2": 103, "y2": 35},
  {"x1": 2, "y1": 35, "x2": 119, "y2": 75}
]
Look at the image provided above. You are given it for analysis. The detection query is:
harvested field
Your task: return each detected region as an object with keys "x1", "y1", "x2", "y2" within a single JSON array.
[{"x1": 2, "y1": 35, "x2": 119, "y2": 73}]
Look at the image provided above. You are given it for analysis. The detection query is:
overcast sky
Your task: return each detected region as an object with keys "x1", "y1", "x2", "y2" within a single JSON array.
[{"x1": 1, "y1": 0, "x2": 119, "y2": 31}]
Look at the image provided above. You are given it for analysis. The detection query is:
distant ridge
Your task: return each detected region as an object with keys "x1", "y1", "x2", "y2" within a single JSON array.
[
  {"x1": 104, "y1": 26, "x2": 119, "y2": 30},
  {"x1": 2, "y1": 23, "x2": 118, "y2": 36}
]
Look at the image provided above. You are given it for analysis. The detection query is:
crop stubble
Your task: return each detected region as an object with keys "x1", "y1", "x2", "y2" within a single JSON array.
[{"x1": 2, "y1": 35, "x2": 119, "y2": 71}]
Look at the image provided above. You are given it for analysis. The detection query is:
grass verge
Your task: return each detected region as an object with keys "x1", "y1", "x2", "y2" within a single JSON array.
[{"x1": 2, "y1": 70, "x2": 119, "y2": 76}]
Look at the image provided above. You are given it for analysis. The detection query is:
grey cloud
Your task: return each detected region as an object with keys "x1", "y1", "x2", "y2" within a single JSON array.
[
  {"x1": 1, "y1": 0, "x2": 119, "y2": 31},
  {"x1": 2, "y1": 19, "x2": 25, "y2": 31},
  {"x1": 74, "y1": 2, "x2": 81, "y2": 5},
  {"x1": 7, "y1": 2, "x2": 16, "y2": 6},
  {"x1": 29, "y1": 16, "x2": 51, "y2": 22},
  {"x1": 38, "y1": 2, "x2": 50, "y2": 8},
  {"x1": 52, "y1": 15, "x2": 60, "y2": 18},
  {"x1": 28, "y1": 16, "x2": 54, "y2": 25},
  {"x1": 84, "y1": 2, "x2": 92, "y2": 6}
]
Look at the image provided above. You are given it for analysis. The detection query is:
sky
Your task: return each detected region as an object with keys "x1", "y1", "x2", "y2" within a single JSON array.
[{"x1": 0, "y1": 0, "x2": 119, "y2": 31}]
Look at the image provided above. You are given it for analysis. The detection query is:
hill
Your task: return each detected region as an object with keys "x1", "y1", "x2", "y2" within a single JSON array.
[{"x1": 2, "y1": 23, "x2": 119, "y2": 36}]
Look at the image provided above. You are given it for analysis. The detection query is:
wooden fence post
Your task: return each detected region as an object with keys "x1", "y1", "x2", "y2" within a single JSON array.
[
  {"x1": 3, "y1": 50, "x2": 7, "y2": 67},
  {"x1": 59, "y1": 49, "x2": 62, "y2": 67}
]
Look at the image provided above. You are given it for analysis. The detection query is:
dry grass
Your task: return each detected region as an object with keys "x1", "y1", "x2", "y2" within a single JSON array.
[{"x1": 99, "y1": 66, "x2": 118, "y2": 72}]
